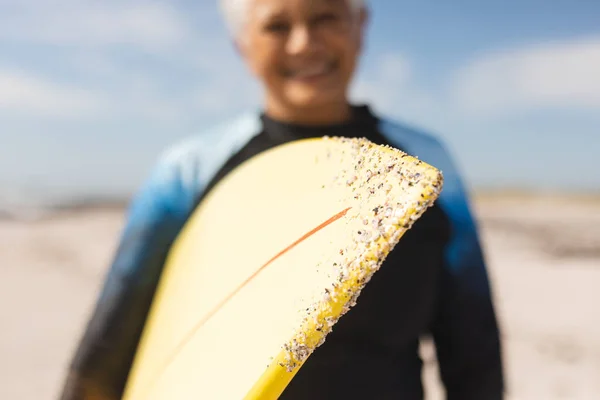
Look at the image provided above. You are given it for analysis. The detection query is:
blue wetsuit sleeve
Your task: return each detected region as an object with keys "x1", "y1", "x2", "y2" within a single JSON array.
[
  {"x1": 60, "y1": 157, "x2": 194, "y2": 399},
  {"x1": 430, "y1": 162, "x2": 504, "y2": 399}
]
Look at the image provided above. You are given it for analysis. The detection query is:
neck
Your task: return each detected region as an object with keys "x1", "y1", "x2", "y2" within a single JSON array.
[{"x1": 264, "y1": 97, "x2": 352, "y2": 126}]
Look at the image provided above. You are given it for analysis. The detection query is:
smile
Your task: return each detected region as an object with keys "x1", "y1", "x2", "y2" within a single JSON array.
[{"x1": 284, "y1": 61, "x2": 337, "y2": 80}]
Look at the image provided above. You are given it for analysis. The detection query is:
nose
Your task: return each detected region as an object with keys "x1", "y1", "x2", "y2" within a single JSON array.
[{"x1": 286, "y1": 25, "x2": 316, "y2": 55}]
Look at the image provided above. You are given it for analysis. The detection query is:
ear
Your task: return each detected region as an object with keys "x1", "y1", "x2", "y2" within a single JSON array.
[
  {"x1": 358, "y1": 7, "x2": 369, "y2": 34},
  {"x1": 232, "y1": 37, "x2": 259, "y2": 78},
  {"x1": 355, "y1": 7, "x2": 369, "y2": 50},
  {"x1": 233, "y1": 38, "x2": 253, "y2": 62}
]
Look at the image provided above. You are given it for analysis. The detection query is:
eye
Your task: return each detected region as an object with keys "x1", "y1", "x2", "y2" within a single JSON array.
[
  {"x1": 264, "y1": 20, "x2": 290, "y2": 34},
  {"x1": 312, "y1": 12, "x2": 339, "y2": 26}
]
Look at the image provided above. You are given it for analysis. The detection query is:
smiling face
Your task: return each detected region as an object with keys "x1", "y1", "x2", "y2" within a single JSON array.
[{"x1": 235, "y1": 0, "x2": 367, "y2": 122}]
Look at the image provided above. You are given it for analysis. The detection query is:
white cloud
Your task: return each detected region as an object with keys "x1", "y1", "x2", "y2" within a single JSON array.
[
  {"x1": 377, "y1": 53, "x2": 412, "y2": 85},
  {"x1": 452, "y1": 35, "x2": 600, "y2": 116},
  {"x1": 69, "y1": 52, "x2": 122, "y2": 76},
  {"x1": 0, "y1": 1, "x2": 247, "y2": 120},
  {"x1": 0, "y1": 1, "x2": 190, "y2": 50},
  {"x1": 0, "y1": 69, "x2": 107, "y2": 118},
  {"x1": 0, "y1": 66, "x2": 190, "y2": 121},
  {"x1": 350, "y1": 53, "x2": 443, "y2": 130},
  {"x1": 190, "y1": 75, "x2": 260, "y2": 115},
  {"x1": 351, "y1": 53, "x2": 411, "y2": 103}
]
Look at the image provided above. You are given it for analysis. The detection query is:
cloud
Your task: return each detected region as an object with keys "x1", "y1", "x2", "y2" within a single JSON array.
[
  {"x1": 0, "y1": 0, "x2": 252, "y2": 120},
  {"x1": 0, "y1": 65, "x2": 193, "y2": 121},
  {"x1": 0, "y1": 68, "x2": 107, "y2": 118},
  {"x1": 0, "y1": 1, "x2": 190, "y2": 51},
  {"x1": 351, "y1": 53, "x2": 410, "y2": 107},
  {"x1": 350, "y1": 53, "x2": 443, "y2": 130},
  {"x1": 451, "y1": 35, "x2": 600, "y2": 116},
  {"x1": 376, "y1": 53, "x2": 412, "y2": 85},
  {"x1": 184, "y1": 39, "x2": 263, "y2": 115},
  {"x1": 189, "y1": 74, "x2": 260, "y2": 115}
]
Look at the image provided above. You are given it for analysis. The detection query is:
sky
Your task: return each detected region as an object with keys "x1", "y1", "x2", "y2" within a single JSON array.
[{"x1": 0, "y1": 0, "x2": 599, "y2": 204}]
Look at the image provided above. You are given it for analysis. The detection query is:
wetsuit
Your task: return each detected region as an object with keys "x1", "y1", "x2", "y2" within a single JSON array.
[{"x1": 61, "y1": 105, "x2": 504, "y2": 399}]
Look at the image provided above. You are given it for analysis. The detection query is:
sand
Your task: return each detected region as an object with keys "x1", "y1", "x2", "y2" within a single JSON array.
[{"x1": 1, "y1": 195, "x2": 599, "y2": 399}]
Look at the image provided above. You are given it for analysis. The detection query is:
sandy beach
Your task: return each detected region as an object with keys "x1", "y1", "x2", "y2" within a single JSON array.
[{"x1": 1, "y1": 195, "x2": 599, "y2": 400}]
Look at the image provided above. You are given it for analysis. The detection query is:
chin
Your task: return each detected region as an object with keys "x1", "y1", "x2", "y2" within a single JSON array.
[{"x1": 285, "y1": 88, "x2": 345, "y2": 110}]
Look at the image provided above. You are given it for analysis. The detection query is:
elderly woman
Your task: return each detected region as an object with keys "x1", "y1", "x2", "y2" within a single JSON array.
[{"x1": 61, "y1": 0, "x2": 504, "y2": 399}]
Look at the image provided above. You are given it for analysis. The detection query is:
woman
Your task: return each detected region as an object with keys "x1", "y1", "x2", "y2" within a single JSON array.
[{"x1": 61, "y1": 0, "x2": 504, "y2": 398}]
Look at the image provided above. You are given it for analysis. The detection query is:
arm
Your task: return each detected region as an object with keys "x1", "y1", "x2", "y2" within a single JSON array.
[
  {"x1": 431, "y1": 187, "x2": 505, "y2": 399},
  {"x1": 376, "y1": 121, "x2": 504, "y2": 398},
  {"x1": 60, "y1": 157, "x2": 194, "y2": 400},
  {"x1": 376, "y1": 119, "x2": 504, "y2": 398}
]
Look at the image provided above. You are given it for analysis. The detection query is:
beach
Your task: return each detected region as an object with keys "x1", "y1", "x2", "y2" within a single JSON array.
[{"x1": 1, "y1": 195, "x2": 599, "y2": 399}]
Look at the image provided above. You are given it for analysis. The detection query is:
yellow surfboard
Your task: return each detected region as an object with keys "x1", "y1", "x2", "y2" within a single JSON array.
[{"x1": 122, "y1": 137, "x2": 443, "y2": 400}]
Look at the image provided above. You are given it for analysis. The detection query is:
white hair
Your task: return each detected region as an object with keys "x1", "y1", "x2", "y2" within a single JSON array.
[{"x1": 219, "y1": 0, "x2": 366, "y2": 38}]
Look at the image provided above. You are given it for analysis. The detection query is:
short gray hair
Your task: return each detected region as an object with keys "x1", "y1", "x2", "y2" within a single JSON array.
[{"x1": 219, "y1": 0, "x2": 366, "y2": 38}]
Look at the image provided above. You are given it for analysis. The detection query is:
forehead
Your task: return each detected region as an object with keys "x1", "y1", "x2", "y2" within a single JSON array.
[{"x1": 248, "y1": 0, "x2": 351, "y2": 18}]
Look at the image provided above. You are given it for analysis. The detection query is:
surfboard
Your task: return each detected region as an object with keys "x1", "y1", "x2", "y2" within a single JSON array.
[{"x1": 122, "y1": 137, "x2": 443, "y2": 400}]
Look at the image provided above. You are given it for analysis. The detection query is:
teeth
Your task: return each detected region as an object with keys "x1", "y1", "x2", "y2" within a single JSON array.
[{"x1": 292, "y1": 64, "x2": 329, "y2": 78}]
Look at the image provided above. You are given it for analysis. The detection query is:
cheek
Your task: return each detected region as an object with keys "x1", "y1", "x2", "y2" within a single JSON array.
[
  {"x1": 323, "y1": 30, "x2": 360, "y2": 61},
  {"x1": 248, "y1": 46, "x2": 283, "y2": 82},
  {"x1": 341, "y1": 37, "x2": 362, "y2": 70}
]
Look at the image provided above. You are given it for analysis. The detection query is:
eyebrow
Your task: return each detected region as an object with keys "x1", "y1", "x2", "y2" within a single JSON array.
[{"x1": 322, "y1": 0, "x2": 346, "y2": 6}]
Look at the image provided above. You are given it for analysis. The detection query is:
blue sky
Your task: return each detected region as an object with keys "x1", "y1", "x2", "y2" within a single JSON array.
[{"x1": 0, "y1": 0, "x2": 599, "y2": 204}]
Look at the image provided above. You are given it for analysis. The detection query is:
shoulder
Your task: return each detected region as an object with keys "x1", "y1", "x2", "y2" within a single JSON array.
[
  {"x1": 157, "y1": 112, "x2": 261, "y2": 186},
  {"x1": 138, "y1": 111, "x2": 262, "y2": 212},
  {"x1": 377, "y1": 116, "x2": 458, "y2": 178},
  {"x1": 376, "y1": 114, "x2": 477, "y2": 227},
  {"x1": 159, "y1": 111, "x2": 262, "y2": 175},
  {"x1": 377, "y1": 114, "x2": 466, "y2": 191}
]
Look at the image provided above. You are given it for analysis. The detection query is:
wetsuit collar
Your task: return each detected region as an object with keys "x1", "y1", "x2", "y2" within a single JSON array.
[{"x1": 259, "y1": 104, "x2": 379, "y2": 141}]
